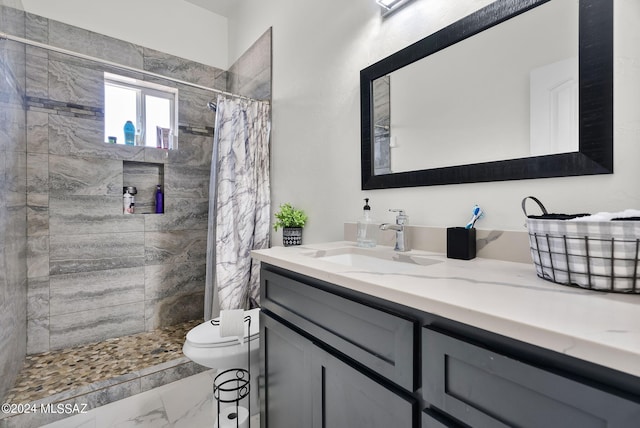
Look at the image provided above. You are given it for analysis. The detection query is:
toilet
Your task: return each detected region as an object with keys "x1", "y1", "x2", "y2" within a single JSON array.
[{"x1": 183, "y1": 308, "x2": 260, "y2": 415}]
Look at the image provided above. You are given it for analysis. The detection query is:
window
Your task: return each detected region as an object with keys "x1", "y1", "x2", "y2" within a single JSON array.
[{"x1": 104, "y1": 73, "x2": 178, "y2": 149}]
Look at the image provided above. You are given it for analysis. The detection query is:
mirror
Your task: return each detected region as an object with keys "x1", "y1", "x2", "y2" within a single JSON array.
[{"x1": 361, "y1": 0, "x2": 613, "y2": 189}]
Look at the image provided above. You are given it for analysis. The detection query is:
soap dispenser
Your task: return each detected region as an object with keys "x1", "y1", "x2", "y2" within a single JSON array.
[{"x1": 356, "y1": 198, "x2": 378, "y2": 248}]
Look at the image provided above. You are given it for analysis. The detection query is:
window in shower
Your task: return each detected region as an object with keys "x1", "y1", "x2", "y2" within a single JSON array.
[{"x1": 104, "y1": 72, "x2": 179, "y2": 149}]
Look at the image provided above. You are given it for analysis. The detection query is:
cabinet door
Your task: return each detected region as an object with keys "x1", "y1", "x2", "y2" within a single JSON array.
[
  {"x1": 312, "y1": 347, "x2": 416, "y2": 428},
  {"x1": 261, "y1": 313, "x2": 313, "y2": 428},
  {"x1": 423, "y1": 327, "x2": 640, "y2": 428}
]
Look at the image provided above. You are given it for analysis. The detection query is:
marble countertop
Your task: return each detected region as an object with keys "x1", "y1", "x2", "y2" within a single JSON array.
[{"x1": 252, "y1": 241, "x2": 640, "y2": 378}]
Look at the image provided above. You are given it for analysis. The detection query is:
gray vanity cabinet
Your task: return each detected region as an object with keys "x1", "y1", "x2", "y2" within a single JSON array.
[{"x1": 260, "y1": 264, "x2": 640, "y2": 428}]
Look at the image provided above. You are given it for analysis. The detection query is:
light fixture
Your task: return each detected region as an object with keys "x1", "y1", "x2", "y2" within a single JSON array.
[{"x1": 376, "y1": 0, "x2": 415, "y2": 16}]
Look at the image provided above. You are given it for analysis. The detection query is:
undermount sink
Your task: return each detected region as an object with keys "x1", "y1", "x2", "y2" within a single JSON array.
[{"x1": 305, "y1": 246, "x2": 442, "y2": 274}]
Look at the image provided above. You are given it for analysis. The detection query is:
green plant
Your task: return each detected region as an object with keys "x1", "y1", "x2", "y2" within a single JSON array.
[{"x1": 273, "y1": 203, "x2": 308, "y2": 231}]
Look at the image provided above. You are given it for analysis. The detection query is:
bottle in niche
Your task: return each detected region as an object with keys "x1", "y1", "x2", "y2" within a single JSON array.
[
  {"x1": 155, "y1": 185, "x2": 164, "y2": 214},
  {"x1": 124, "y1": 121, "x2": 135, "y2": 146},
  {"x1": 356, "y1": 198, "x2": 378, "y2": 248},
  {"x1": 123, "y1": 186, "x2": 136, "y2": 214}
]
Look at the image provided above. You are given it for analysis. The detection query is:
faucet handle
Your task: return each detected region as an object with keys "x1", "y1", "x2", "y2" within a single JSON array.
[{"x1": 389, "y1": 209, "x2": 408, "y2": 224}]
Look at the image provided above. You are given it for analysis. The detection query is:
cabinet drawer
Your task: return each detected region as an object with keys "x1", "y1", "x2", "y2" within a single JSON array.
[
  {"x1": 422, "y1": 327, "x2": 640, "y2": 428},
  {"x1": 261, "y1": 268, "x2": 416, "y2": 391}
]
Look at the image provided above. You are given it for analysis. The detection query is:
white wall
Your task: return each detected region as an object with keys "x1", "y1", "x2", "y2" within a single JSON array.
[
  {"x1": 20, "y1": 0, "x2": 229, "y2": 69},
  {"x1": 228, "y1": 0, "x2": 640, "y2": 245}
]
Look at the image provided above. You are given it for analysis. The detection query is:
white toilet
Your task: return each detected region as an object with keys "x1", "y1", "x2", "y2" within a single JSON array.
[{"x1": 183, "y1": 308, "x2": 260, "y2": 415}]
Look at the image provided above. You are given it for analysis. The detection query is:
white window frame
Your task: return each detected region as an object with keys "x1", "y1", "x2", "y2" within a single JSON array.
[{"x1": 104, "y1": 72, "x2": 179, "y2": 149}]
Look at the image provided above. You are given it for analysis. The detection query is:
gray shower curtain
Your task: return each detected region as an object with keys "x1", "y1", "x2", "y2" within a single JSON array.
[{"x1": 204, "y1": 95, "x2": 271, "y2": 320}]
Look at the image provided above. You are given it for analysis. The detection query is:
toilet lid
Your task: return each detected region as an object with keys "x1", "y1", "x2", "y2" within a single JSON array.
[{"x1": 186, "y1": 308, "x2": 260, "y2": 347}]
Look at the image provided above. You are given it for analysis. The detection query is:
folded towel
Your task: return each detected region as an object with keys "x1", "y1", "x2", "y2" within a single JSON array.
[{"x1": 569, "y1": 209, "x2": 640, "y2": 221}]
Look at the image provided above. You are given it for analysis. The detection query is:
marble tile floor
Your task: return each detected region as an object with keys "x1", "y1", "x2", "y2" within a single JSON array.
[{"x1": 39, "y1": 369, "x2": 260, "y2": 428}]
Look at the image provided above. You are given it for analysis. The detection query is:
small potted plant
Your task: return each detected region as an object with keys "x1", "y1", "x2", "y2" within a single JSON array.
[{"x1": 273, "y1": 203, "x2": 308, "y2": 246}]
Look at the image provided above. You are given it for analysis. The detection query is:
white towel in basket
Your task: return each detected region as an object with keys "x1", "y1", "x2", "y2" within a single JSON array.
[{"x1": 570, "y1": 209, "x2": 640, "y2": 222}]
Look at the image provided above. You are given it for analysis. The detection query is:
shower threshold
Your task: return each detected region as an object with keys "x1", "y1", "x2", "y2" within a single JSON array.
[{"x1": 1, "y1": 320, "x2": 206, "y2": 428}]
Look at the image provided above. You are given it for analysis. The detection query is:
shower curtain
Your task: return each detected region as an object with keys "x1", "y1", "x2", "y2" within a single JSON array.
[{"x1": 204, "y1": 95, "x2": 271, "y2": 320}]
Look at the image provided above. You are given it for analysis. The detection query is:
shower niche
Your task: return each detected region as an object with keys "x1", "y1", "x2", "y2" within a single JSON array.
[{"x1": 123, "y1": 161, "x2": 165, "y2": 214}]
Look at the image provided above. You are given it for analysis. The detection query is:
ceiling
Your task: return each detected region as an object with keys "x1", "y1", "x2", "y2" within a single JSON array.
[{"x1": 184, "y1": 0, "x2": 237, "y2": 17}]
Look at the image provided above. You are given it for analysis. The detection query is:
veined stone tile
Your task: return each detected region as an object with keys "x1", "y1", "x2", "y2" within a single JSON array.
[
  {"x1": 1, "y1": 42, "x2": 27, "y2": 87},
  {"x1": 27, "y1": 192, "x2": 48, "y2": 237},
  {"x1": 0, "y1": 105, "x2": 26, "y2": 152},
  {"x1": 49, "y1": 232, "x2": 145, "y2": 275},
  {"x1": 48, "y1": 113, "x2": 103, "y2": 151},
  {"x1": 49, "y1": 154, "x2": 122, "y2": 197},
  {"x1": 49, "y1": 194, "x2": 144, "y2": 235},
  {"x1": 26, "y1": 53, "x2": 48, "y2": 98},
  {"x1": 144, "y1": 261, "x2": 205, "y2": 300},
  {"x1": 49, "y1": 115, "x2": 145, "y2": 161},
  {"x1": 0, "y1": 150, "x2": 5, "y2": 194},
  {"x1": 144, "y1": 198, "x2": 209, "y2": 232},
  {"x1": 26, "y1": 235, "x2": 49, "y2": 278},
  {"x1": 0, "y1": 52, "x2": 25, "y2": 99},
  {"x1": 25, "y1": 12, "x2": 48, "y2": 45},
  {"x1": 3, "y1": 233, "x2": 26, "y2": 285},
  {"x1": 49, "y1": 301, "x2": 145, "y2": 350},
  {"x1": 5, "y1": 150, "x2": 26, "y2": 208},
  {"x1": 0, "y1": 4, "x2": 25, "y2": 38},
  {"x1": 145, "y1": 291, "x2": 204, "y2": 330},
  {"x1": 143, "y1": 47, "x2": 224, "y2": 89},
  {"x1": 49, "y1": 59, "x2": 104, "y2": 107},
  {"x1": 144, "y1": 229, "x2": 207, "y2": 266},
  {"x1": 178, "y1": 86, "x2": 217, "y2": 127},
  {"x1": 48, "y1": 19, "x2": 144, "y2": 69},
  {"x1": 27, "y1": 276, "x2": 49, "y2": 320},
  {"x1": 26, "y1": 316, "x2": 49, "y2": 355},
  {"x1": 6, "y1": 206, "x2": 27, "y2": 241},
  {"x1": 26, "y1": 110, "x2": 49, "y2": 154},
  {"x1": 143, "y1": 146, "x2": 170, "y2": 164},
  {"x1": 26, "y1": 152, "x2": 48, "y2": 193},
  {"x1": 233, "y1": 67, "x2": 271, "y2": 101},
  {"x1": 49, "y1": 267, "x2": 144, "y2": 316},
  {"x1": 227, "y1": 28, "x2": 272, "y2": 101},
  {"x1": 139, "y1": 361, "x2": 208, "y2": 394},
  {"x1": 164, "y1": 164, "x2": 210, "y2": 199},
  {"x1": 167, "y1": 133, "x2": 212, "y2": 167}
]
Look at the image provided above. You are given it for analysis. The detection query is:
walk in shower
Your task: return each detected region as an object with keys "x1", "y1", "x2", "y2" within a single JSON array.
[{"x1": 0, "y1": 3, "x2": 272, "y2": 426}]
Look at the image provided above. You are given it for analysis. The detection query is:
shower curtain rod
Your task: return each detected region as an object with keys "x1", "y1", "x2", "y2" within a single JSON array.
[{"x1": 0, "y1": 31, "x2": 266, "y2": 104}]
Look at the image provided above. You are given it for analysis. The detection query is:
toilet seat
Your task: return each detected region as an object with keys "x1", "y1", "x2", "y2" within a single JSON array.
[
  {"x1": 185, "y1": 308, "x2": 260, "y2": 349},
  {"x1": 182, "y1": 308, "x2": 261, "y2": 416}
]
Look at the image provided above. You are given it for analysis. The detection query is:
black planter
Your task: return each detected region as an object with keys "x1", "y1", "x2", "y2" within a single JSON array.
[{"x1": 283, "y1": 227, "x2": 303, "y2": 246}]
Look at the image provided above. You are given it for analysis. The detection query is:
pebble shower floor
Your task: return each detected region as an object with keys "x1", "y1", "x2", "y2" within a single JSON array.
[{"x1": 4, "y1": 320, "x2": 201, "y2": 403}]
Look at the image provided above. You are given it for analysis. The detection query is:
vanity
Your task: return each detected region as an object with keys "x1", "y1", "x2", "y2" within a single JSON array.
[{"x1": 253, "y1": 242, "x2": 640, "y2": 427}]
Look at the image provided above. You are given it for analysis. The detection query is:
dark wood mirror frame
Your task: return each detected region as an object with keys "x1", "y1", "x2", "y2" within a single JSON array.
[{"x1": 360, "y1": 0, "x2": 613, "y2": 190}]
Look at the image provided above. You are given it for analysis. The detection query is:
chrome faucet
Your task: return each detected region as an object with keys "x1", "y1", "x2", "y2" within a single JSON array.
[{"x1": 379, "y1": 209, "x2": 409, "y2": 252}]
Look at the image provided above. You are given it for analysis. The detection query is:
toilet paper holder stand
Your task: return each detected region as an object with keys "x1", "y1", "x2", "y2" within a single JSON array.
[{"x1": 211, "y1": 315, "x2": 252, "y2": 428}]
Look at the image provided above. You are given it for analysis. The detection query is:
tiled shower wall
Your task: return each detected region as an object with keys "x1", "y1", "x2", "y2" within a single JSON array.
[
  {"x1": 227, "y1": 28, "x2": 272, "y2": 101},
  {"x1": 0, "y1": 5, "x2": 28, "y2": 399},
  {"x1": 0, "y1": 5, "x2": 225, "y2": 354},
  {"x1": 0, "y1": 7, "x2": 271, "y2": 360}
]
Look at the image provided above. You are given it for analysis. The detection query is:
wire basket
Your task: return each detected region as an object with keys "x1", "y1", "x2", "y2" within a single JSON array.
[{"x1": 523, "y1": 196, "x2": 640, "y2": 294}]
